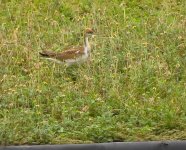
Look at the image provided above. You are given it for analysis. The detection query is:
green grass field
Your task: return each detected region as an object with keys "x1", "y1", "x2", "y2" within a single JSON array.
[{"x1": 0, "y1": 0, "x2": 186, "y2": 145}]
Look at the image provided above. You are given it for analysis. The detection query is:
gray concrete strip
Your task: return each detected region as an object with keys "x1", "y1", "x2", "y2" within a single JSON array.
[{"x1": 0, "y1": 141, "x2": 185, "y2": 150}]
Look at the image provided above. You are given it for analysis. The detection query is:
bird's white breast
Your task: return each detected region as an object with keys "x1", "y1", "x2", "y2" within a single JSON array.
[{"x1": 65, "y1": 53, "x2": 88, "y2": 66}]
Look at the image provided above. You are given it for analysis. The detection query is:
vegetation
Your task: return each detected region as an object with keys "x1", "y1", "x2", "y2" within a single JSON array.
[{"x1": 0, "y1": 0, "x2": 186, "y2": 145}]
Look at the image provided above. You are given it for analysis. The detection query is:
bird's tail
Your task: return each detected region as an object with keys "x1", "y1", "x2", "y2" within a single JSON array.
[{"x1": 39, "y1": 51, "x2": 57, "y2": 58}]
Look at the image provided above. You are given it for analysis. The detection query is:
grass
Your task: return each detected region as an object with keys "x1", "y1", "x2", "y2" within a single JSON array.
[{"x1": 0, "y1": 0, "x2": 186, "y2": 145}]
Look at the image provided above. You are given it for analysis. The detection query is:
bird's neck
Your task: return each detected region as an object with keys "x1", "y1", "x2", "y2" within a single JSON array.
[{"x1": 84, "y1": 35, "x2": 90, "y2": 52}]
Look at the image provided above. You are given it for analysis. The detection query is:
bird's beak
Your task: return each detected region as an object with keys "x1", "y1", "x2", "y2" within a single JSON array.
[{"x1": 92, "y1": 35, "x2": 96, "y2": 38}]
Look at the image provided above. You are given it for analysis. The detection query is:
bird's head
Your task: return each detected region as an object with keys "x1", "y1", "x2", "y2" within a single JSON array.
[{"x1": 85, "y1": 28, "x2": 94, "y2": 37}]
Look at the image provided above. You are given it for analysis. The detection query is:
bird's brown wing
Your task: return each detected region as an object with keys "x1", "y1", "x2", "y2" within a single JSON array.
[
  {"x1": 40, "y1": 46, "x2": 85, "y2": 61},
  {"x1": 56, "y1": 47, "x2": 85, "y2": 61}
]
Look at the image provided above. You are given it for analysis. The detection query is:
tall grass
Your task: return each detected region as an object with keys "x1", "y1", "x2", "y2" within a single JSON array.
[{"x1": 0, "y1": 0, "x2": 186, "y2": 144}]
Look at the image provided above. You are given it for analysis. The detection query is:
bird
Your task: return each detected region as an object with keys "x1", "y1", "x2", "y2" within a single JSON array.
[{"x1": 39, "y1": 28, "x2": 94, "y2": 66}]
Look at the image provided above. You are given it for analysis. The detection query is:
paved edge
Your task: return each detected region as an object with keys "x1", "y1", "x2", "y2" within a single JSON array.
[{"x1": 0, "y1": 141, "x2": 186, "y2": 150}]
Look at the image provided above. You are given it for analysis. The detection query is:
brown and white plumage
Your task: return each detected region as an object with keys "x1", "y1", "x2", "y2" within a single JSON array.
[{"x1": 39, "y1": 28, "x2": 94, "y2": 66}]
